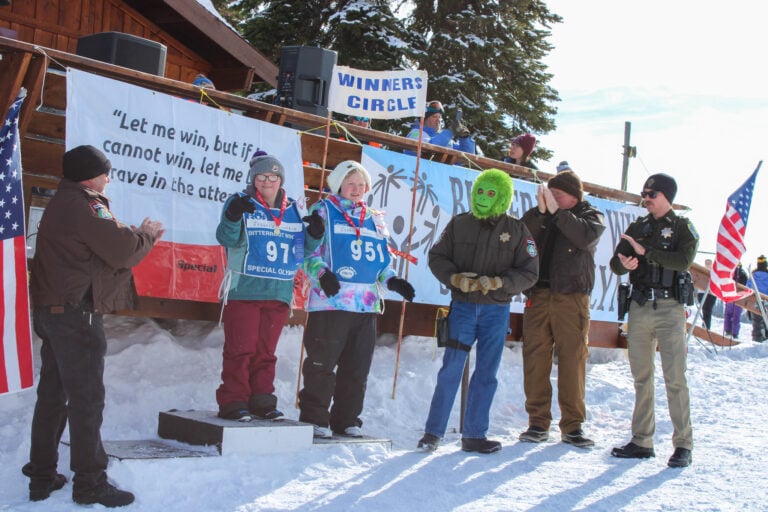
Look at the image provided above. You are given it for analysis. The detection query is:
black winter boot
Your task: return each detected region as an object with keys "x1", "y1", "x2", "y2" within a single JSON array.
[{"x1": 461, "y1": 437, "x2": 502, "y2": 454}]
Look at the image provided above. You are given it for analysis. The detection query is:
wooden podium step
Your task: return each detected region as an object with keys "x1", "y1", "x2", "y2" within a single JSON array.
[
  {"x1": 157, "y1": 410, "x2": 313, "y2": 456},
  {"x1": 64, "y1": 438, "x2": 218, "y2": 460},
  {"x1": 314, "y1": 435, "x2": 392, "y2": 449}
]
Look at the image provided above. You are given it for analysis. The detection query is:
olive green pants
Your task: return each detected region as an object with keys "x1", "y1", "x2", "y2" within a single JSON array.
[{"x1": 626, "y1": 297, "x2": 693, "y2": 450}]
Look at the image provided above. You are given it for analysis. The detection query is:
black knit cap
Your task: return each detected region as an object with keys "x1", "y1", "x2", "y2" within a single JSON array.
[
  {"x1": 548, "y1": 170, "x2": 583, "y2": 201},
  {"x1": 62, "y1": 145, "x2": 111, "y2": 182},
  {"x1": 643, "y1": 173, "x2": 677, "y2": 203}
]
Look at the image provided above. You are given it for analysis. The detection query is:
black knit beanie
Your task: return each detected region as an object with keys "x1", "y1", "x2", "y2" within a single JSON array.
[
  {"x1": 643, "y1": 173, "x2": 677, "y2": 203},
  {"x1": 62, "y1": 145, "x2": 111, "y2": 182}
]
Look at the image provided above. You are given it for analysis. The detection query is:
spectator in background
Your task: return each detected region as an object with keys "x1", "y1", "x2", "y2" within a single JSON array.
[
  {"x1": 519, "y1": 170, "x2": 605, "y2": 448},
  {"x1": 215, "y1": 151, "x2": 324, "y2": 422},
  {"x1": 504, "y1": 134, "x2": 538, "y2": 170},
  {"x1": 751, "y1": 255, "x2": 768, "y2": 342},
  {"x1": 192, "y1": 74, "x2": 216, "y2": 90},
  {"x1": 700, "y1": 258, "x2": 717, "y2": 330},
  {"x1": 723, "y1": 262, "x2": 748, "y2": 338},
  {"x1": 348, "y1": 115, "x2": 370, "y2": 129},
  {"x1": 23, "y1": 145, "x2": 164, "y2": 507},
  {"x1": 556, "y1": 161, "x2": 572, "y2": 173},
  {"x1": 405, "y1": 100, "x2": 476, "y2": 155}
]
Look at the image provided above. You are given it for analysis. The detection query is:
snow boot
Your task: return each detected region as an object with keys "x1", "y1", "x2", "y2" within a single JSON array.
[
  {"x1": 417, "y1": 433, "x2": 440, "y2": 452},
  {"x1": 461, "y1": 437, "x2": 502, "y2": 454},
  {"x1": 73, "y1": 481, "x2": 134, "y2": 508},
  {"x1": 519, "y1": 426, "x2": 549, "y2": 443},
  {"x1": 22, "y1": 463, "x2": 67, "y2": 502},
  {"x1": 561, "y1": 429, "x2": 595, "y2": 448}
]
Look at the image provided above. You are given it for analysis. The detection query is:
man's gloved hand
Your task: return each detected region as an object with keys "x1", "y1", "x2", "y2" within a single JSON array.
[
  {"x1": 450, "y1": 272, "x2": 480, "y2": 293},
  {"x1": 449, "y1": 119, "x2": 471, "y2": 138},
  {"x1": 477, "y1": 276, "x2": 503, "y2": 295},
  {"x1": 319, "y1": 270, "x2": 341, "y2": 297},
  {"x1": 225, "y1": 195, "x2": 256, "y2": 221},
  {"x1": 302, "y1": 210, "x2": 325, "y2": 239},
  {"x1": 387, "y1": 277, "x2": 415, "y2": 302}
]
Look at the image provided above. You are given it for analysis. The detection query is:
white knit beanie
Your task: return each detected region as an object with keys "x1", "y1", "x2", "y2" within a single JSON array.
[{"x1": 327, "y1": 160, "x2": 371, "y2": 194}]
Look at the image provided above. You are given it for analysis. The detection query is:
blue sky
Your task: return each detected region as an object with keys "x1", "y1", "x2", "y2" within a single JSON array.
[{"x1": 541, "y1": 0, "x2": 768, "y2": 270}]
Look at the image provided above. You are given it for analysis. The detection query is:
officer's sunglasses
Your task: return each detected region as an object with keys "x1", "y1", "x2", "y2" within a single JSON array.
[{"x1": 640, "y1": 190, "x2": 659, "y2": 199}]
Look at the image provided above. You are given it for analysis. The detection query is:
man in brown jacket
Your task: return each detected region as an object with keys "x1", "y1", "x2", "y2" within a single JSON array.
[
  {"x1": 519, "y1": 170, "x2": 605, "y2": 448},
  {"x1": 22, "y1": 145, "x2": 164, "y2": 508}
]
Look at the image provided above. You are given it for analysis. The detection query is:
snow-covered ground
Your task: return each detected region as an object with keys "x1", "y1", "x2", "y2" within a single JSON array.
[{"x1": 2, "y1": 312, "x2": 767, "y2": 511}]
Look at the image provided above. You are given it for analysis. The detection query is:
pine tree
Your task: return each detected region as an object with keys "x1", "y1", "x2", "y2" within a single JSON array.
[{"x1": 406, "y1": 0, "x2": 560, "y2": 160}]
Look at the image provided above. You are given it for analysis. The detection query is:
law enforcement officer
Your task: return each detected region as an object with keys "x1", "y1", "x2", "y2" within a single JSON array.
[
  {"x1": 609, "y1": 173, "x2": 698, "y2": 468},
  {"x1": 23, "y1": 145, "x2": 164, "y2": 507}
]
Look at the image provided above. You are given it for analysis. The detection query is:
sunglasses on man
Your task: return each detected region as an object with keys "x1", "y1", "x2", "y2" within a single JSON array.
[{"x1": 640, "y1": 190, "x2": 659, "y2": 199}]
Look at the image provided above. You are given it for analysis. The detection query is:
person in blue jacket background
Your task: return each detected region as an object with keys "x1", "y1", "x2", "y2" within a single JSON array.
[
  {"x1": 405, "y1": 100, "x2": 476, "y2": 155},
  {"x1": 215, "y1": 151, "x2": 324, "y2": 422},
  {"x1": 751, "y1": 255, "x2": 768, "y2": 342}
]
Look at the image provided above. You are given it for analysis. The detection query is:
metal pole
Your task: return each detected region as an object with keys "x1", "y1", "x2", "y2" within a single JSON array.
[
  {"x1": 748, "y1": 265, "x2": 768, "y2": 335},
  {"x1": 459, "y1": 353, "x2": 470, "y2": 433},
  {"x1": 621, "y1": 121, "x2": 631, "y2": 192}
]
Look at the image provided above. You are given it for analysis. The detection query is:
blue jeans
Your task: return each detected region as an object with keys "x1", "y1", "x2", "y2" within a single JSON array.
[{"x1": 424, "y1": 301, "x2": 510, "y2": 439}]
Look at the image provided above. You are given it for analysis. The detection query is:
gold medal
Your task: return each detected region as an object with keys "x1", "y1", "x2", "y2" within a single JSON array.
[
  {"x1": 274, "y1": 227, "x2": 280, "y2": 235},
  {"x1": 354, "y1": 238, "x2": 363, "y2": 247}
]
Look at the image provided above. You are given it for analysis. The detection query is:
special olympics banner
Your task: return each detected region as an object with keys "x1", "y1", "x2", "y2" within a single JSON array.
[
  {"x1": 66, "y1": 69, "x2": 305, "y2": 302},
  {"x1": 328, "y1": 66, "x2": 428, "y2": 120},
  {"x1": 361, "y1": 146, "x2": 645, "y2": 322}
]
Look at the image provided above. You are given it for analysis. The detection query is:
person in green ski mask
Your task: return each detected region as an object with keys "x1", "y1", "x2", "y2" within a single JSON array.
[{"x1": 417, "y1": 168, "x2": 539, "y2": 454}]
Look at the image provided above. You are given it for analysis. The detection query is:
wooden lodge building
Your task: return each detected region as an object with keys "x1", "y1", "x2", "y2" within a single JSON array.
[{"x1": 1, "y1": 0, "x2": 757, "y2": 349}]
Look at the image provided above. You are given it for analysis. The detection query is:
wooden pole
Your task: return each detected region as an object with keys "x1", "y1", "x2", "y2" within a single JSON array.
[{"x1": 391, "y1": 118, "x2": 426, "y2": 399}]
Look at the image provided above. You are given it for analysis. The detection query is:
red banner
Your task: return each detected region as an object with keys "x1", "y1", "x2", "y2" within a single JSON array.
[{"x1": 133, "y1": 242, "x2": 226, "y2": 303}]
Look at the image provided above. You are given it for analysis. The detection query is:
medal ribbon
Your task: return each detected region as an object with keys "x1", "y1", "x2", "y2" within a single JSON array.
[
  {"x1": 255, "y1": 190, "x2": 287, "y2": 231},
  {"x1": 329, "y1": 196, "x2": 366, "y2": 241}
]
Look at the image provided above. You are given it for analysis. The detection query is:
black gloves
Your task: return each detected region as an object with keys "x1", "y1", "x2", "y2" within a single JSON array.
[
  {"x1": 225, "y1": 195, "x2": 256, "y2": 221},
  {"x1": 449, "y1": 119, "x2": 470, "y2": 138},
  {"x1": 302, "y1": 210, "x2": 325, "y2": 239},
  {"x1": 388, "y1": 277, "x2": 415, "y2": 302},
  {"x1": 319, "y1": 270, "x2": 341, "y2": 297}
]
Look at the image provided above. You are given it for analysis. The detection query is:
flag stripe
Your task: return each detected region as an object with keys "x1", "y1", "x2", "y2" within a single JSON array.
[
  {"x1": 13, "y1": 235, "x2": 33, "y2": 388},
  {"x1": 0, "y1": 239, "x2": 8, "y2": 394},
  {"x1": 709, "y1": 165, "x2": 760, "y2": 302}
]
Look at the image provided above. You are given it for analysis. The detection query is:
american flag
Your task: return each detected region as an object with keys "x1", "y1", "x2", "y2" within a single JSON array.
[
  {"x1": 0, "y1": 89, "x2": 33, "y2": 395},
  {"x1": 709, "y1": 163, "x2": 762, "y2": 303}
]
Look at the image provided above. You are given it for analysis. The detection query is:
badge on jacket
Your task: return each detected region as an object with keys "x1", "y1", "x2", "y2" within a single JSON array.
[
  {"x1": 89, "y1": 201, "x2": 114, "y2": 220},
  {"x1": 526, "y1": 238, "x2": 538, "y2": 258}
]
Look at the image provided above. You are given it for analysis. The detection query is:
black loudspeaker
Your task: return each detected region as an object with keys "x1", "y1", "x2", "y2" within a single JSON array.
[
  {"x1": 277, "y1": 46, "x2": 337, "y2": 117},
  {"x1": 76, "y1": 32, "x2": 167, "y2": 76}
]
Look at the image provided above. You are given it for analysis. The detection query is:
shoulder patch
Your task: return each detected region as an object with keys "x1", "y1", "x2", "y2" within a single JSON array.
[
  {"x1": 685, "y1": 218, "x2": 699, "y2": 240},
  {"x1": 89, "y1": 200, "x2": 114, "y2": 220},
  {"x1": 526, "y1": 238, "x2": 538, "y2": 258}
]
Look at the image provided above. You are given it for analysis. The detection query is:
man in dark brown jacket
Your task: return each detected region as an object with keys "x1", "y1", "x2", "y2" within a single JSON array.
[
  {"x1": 22, "y1": 145, "x2": 164, "y2": 508},
  {"x1": 519, "y1": 170, "x2": 605, "y2": 448}
]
